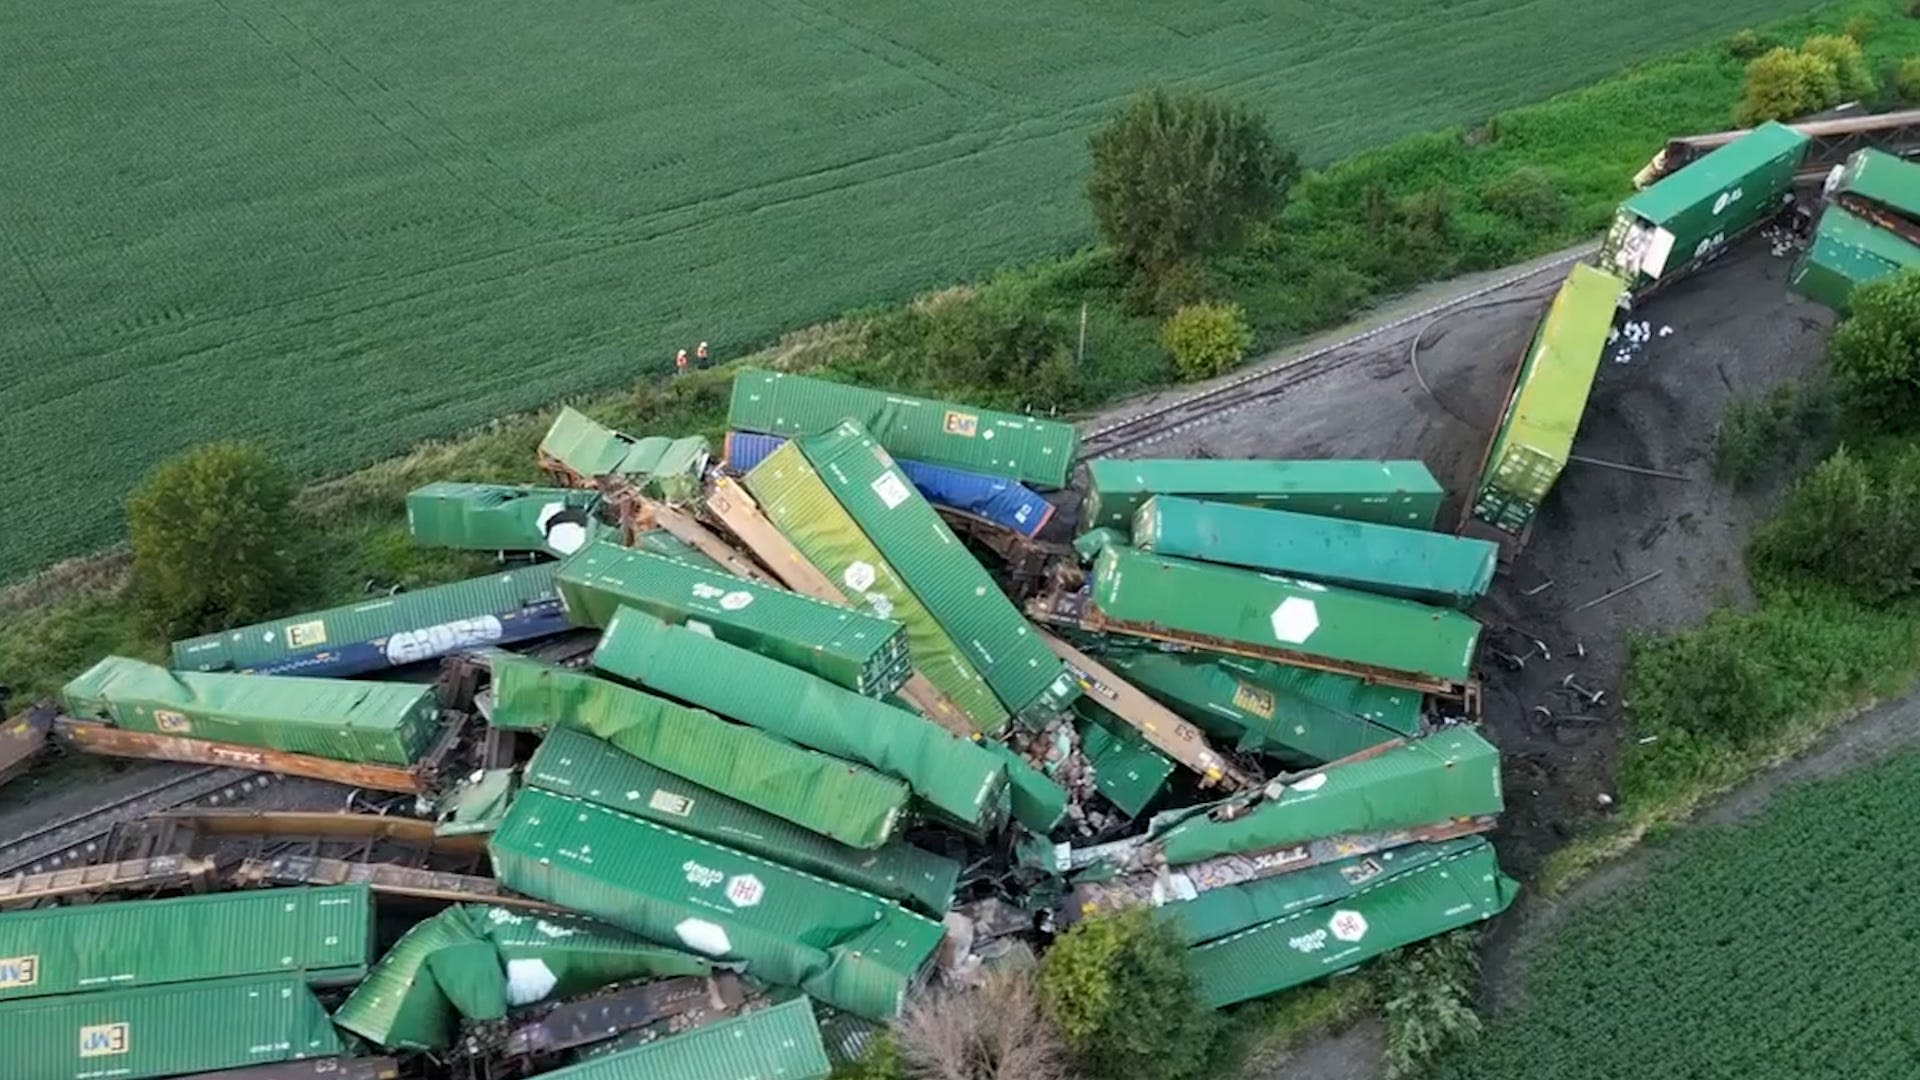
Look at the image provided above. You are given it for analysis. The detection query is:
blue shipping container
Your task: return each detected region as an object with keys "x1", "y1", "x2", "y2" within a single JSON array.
[{"x1": 725, "y1": 432, "x2": 1054, "y2": 539}]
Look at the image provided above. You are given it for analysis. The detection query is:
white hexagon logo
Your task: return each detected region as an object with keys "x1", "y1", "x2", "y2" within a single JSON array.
[
  {"x1": 674, "y1": 918, "x2": 731, "y2": 956},
  {"x1": 1270, "y1": 598, "x2": 1320, "y2": 644},
  {"x1": 844, "y1": 562, "x2": 877, "y2": 592},
  {"x1": 718, "y1": 591, "x2": 754, "y2": 611},
  {"x1": 725, "y1": 874, "x2": 765, "y2": 908},
  {"x1": 1329, "y1": 910, "x2": 1368, "y2": 943}
]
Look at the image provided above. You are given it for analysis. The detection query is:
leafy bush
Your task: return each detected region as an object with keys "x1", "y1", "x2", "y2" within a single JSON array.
[
  {"x1": 1750, "y1": 445, "x2": 1920, "y2": 603},
  {"x1": 854, "y1": 284, "x2": 1083, "y2": 411},
  {"x1": 1844, "y1": 15, "x2": 1876, "y2": 43},
  {"x1": 127, "y1": 442, "x2": 298, "y2": 636},
  {"x1": 1162, "y1": 301, "x2": 1254, "y2": 381},
  {"x1": 1088, "y1": 89, "x2": 1299, "y2": 284},
  {"x1": 1896, "y1": 56, "x2": 1920, "y2": 102},
  {"x1": 1038, "y1": 908, "x2": 1217, "y2": 1080},
  {"x1": 832, "y1": 1034, "x2": 904, "y2": 1080},
  {"x1": 1710, "y1": 385, "x2": 1805, "y2": 488},
  {"x1": 899, "y1": 967, "x2": 1067, "y2": 1080},
  {"x1": 1802, "y1": 34, "x2": 1877, "y2": 99},
  {"x1": 1735, "y1": 47, "x2": 1841, "y2": 125},
  {"x1": 1378, "y1": 931, "x2": 1485, "y2": 1079},
  {"x1": 1480, "y1": 167, "x2": 1567, "y2": 231},
  {"x1": 1727, "y1": 29, "x2": 1767, "y2": 59},
  {"x1": 1828, "y1": 268, "x2": 1920, "y2": 429}
]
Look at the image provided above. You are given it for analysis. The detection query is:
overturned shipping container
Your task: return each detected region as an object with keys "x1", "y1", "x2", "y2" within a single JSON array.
[
  {"x1": 170, "y1": 563, "x2": 568, "y2": 678},
  {"x1": 405, "y1": 482, "x2": 601, "y2": 557},
  {"x1": 490, "y1": 789, "x2": 944, "y2": 1020},
  {"x1": 1790, "y1": 205, "x2": 1920, "y2": 312},
  {"x1": 1133, "y1": 496, "x2": 1496, "y2": 608},
  {"x1": 555, "y1": 539, "x2": 911, "y2": 697},
  {"x1": 64, "y1": 657, "x2": 440, "y2": 766},
  {"x1": 1083, "y1": 547, "x2": 1481, "y2": 692},
  {"x1": 533, "y1": 998, "x2": 831, "y2": 1080},
  {"x1": 538, "y1": 406, "x2": 710, "y2": 499},
  {"x1": 728, "y1": 368, "x2": 1078, "y2": 488},
  {"x1": 1830, "y1": 147, "x2": 1920, "y2": 244},
  {"x1": 1083, "y1": 458, "x2": 1444, "y2": 533}
]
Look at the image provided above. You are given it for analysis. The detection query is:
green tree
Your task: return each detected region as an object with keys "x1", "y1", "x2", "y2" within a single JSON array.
[
  {"x1": 1088, "y1": 89, "x2": 1298, "y2": 284},
  {"x1": 1801, "y1": 34, "x2": 1876, "y2": 99},
  {"x1": 1378, "y1": 932, "x2": 1486, "y2": 1079},
  {"x1": 1038, "y1": 908, "x2": 1217, "y2": 1080},
  {"x1": 127, "y1": 442, "x2": 298, "y2": 635},
  {"x1": 1751, "y1": 446, "x2": 1920, "y2": 603},
  {"x1": 1735, "y1": 47, "x2": 1840, "y2": 125},
  {"x1": 1828, "y1": 267, "x2": 1920, "y2": 428},
  {"x1": 1895, "y1": 57, "x2": 1920, "y2": 104},
  {"x1": 1163, "y1": 301, "x2": 1254, "y2": 381}
]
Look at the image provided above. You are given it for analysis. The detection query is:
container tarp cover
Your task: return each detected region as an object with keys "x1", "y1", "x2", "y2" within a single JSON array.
[
  {"x1": 1083, "y1": 459, "x2": 1444, "y2": 532},
  {"x1": 1602, "y1": 121, "x2": 1809, "y2": 283},
  {"x1": 728, "y1": 368, "x2": 1078, "y2": 488},
  {"x1": 1190, "y1": 841, "x2": 1518, "y2": 1007},
  {"x1": 596, "y1": 608, "x2": 1009, "y2": 830},
  {"x1": 405, "y1": 481, "x2": 599, "y2": 557},
  {"x1": 556, "y1": 539, "x2": 911, "y2": 697},
  {"x1": 1134, "y1": 497, "x2": 1496, "y2": 608},
  {"x1": 1090, "y1": 547, "x2": 1482, "y2": 687},
  {"x1": 726, "y1": 431, "x2": 1056, "y2": 539},
  {"x1": 0, "y1": 885, "x2": 370, "y2": 999},
  {"x1": 1836, "y1": 147, "x2": 1920, "y2": 219},
  {"x1": 169, "y1": 562, "x2": 568, "y2": 678},
  {"x1": 490, "y1": 656, "x2": 910, "y2": 849},
  {"x1": 540, "y1": 406, "x2": 711, "y2": 498},
  {"x1": 1791, "y1": 206, "x2": 1920, "y2": 312},
  {"x1": 1154, "y1": 728, "x2": 1503, "y2": 866},
  {"x1": 1473, "y1": 264, "x2": 1624, "y2": 533},
  {"x1": 533, "y1": 997, "x2": 831, "y2": 1080},
  {"x1": 744, "y1": 440, "x2": 1009, "y2": 733},
  {"x1": 63, "y1": 656, "x2": 440, "y2": 766},
  {"x1": 527, "y1": 727, "x2": 960, "y2": 913},
  {"x1": 490, "y1": 789, "x2": 944, "y2": 1020},
  {"x1": 1097, "y1": 648, "x2": 1414, "y2": 766},
  {"x1": 2, "y1": 973, "x2": 344, "y2": 1080},
  {"x1": 1160, "y1": 837, "x2": 1492, "y2": 945},
  {"x1": 798, "y1": 421, "x2": 1071, "y2": 716}
]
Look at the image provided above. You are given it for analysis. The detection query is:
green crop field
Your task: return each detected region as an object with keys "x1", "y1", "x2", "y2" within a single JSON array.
[
  {"x1": 1437, "y1": 749, "x2": 1920, "y2": 1079},
  {"x1": 0, "y1": 0, "x2": 1824, "y2": 581}
]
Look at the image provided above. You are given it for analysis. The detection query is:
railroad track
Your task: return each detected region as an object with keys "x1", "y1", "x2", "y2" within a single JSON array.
[
  {"x1": 1075, "y1": 243, "x2": 1600, "y2": 460},
  {"x1": 0, "y1": 766, "x2": 269, "y2": 876}
]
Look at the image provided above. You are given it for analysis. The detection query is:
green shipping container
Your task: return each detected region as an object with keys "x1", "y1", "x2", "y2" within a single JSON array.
[
  {"x1": 0, "y1": 886, "x2": 370, "y2": 1000},
  {"x1": 978, "y1": 738, "x2": 1070, "y2": 834},
  {"x1": 1473, "y1": 264, "x2": 1623, "y2": 534},
  {"x1": 1134, "y1": 497, "x2": 1496, "y2": 608},
  {"x1": 595, "y1": 609, "x2": 1010, "y2": 831},
  {"x1": 1598, "y1": 121, "x2": 1810, "y2": 289},
  {"x1": 1084, "y1": 458, "x2": 1444, "y2": 534},
  {"x1": 534, "y1": 998, "x2": 831, "y2": 1080},
  {"x1": 1098, "y1": 648, "x2": 1416, "y2": 766},
  {"x1": 745, "y1": 440, "x2": 1010, "y2": 734},
  {"x1": 1154, "y1": 727, "x2": 1503, "y2": 866},
  {"x1": 1833, "y1": 147, "x2": 1920, "y2": 222},
  {"x1": 490, "y1": 657, "x2": 910, "y2": 850},
  {"x1": 405, "y1": 481, "x2": 601, "y2": 557},
  {"x1": 797, "y1": 421, "x2": 1074, "y2": 718},
  {"x1": 1089, "y1": 547, "x2": 1481, "y2": 689},
  {"x1": 539, "y1": 407, "x2": 710, "y2": 498},
  {"x1": 527, "y1": 728, "x2": 960, "y2": 914},
  {"x1": 490, "y1": 789, "x2": 944, "y2": 1020},
  {"x1": 63, "y1": 657, "x2": 440, "y2": 766},
  {"x1": 332, "y1": 906, "x2": 483, "y2": 1051},
  {"x1": 728, "y1": 368, "x2": 1078, "y2": 488},
  {"x1": 556, "y1": 539, "x2": 911, "y2": 697},
  {"x1": 1190, "y1": 841, "x2": 1517, "y2": 1007},
  {"x1": 1790, "y1": 205, "x2": 1920, "y2": 312},
  {"x1": 1161, "y1": 837, "x2": 1492, "y2": 946},
  {"x1": 1, "y1": 974, "x2": 344, "y2": 1080},
  {"x1": 1077, "y1": 709, "x2": 1173, "y2": 818}
]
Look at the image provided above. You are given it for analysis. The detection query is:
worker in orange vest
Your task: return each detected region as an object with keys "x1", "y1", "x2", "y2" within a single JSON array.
[
  {"x1": 675, "y1": 348, "x2": 689, "y2": 376},
  {"x1": 696, "y1": 341, "x2": 710, "y2": 367}
]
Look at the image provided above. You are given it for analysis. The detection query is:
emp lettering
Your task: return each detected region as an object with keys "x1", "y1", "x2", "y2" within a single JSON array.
[
  {"x1": 79, "y1": 1023, "x2": 129, "y2": 1058},
  {"x1": 0, "y1": 954, "x2": 39, "y2": 989}
]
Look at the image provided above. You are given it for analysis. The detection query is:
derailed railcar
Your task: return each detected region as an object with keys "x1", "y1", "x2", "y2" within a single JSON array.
[
  {"x1": 0, "y1": 704, "x2": 52, "y2": 789},
  {"x1": 534, "y1": 998, "x2": 831, "y2": 1080},
  {"x1": 538, "y1": 406, "x2": 710, "y2": 499},
  {"x1": 170, "y1": 563, "x2": 568, "y2": 678},
  {"x1": 1083, "y1": 458, "x2": 1444, "y2": 533},
  {"x1": 1829, "y1": 147, "x2": 1920, "y2": 245},
  {"x1": 1790, "y1": 204, "x2": 1920, "y2": 312},
  {"x1": 63, "y1": 657, "x2": 441, "y2": 766},
  {"x1": 405, "y1": 481, "x2": 601, "y2": 557}
]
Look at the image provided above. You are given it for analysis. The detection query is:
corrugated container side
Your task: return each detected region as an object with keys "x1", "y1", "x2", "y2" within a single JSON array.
[
  {"x1": 527, "y1": 728, "x2": 960, "y2": 913},
  {"x1": 489, "y1": 789, "x2": 942, "y2": 1020},
  {"x1": 1790, "y1": 205, "x2": 1920, "y2": 313},
  {"x1": 728, "y1": 368, "x2": 1078, "y2": 487},
  {"x1": 797, "y1": 421, "x2": 1071, "y2": 716},
  {"x1": 0, "y1": 885, "x2": 370, "y2": 999},
  {"x1": 1084, "y1": 459, "x2": 1444, "y2": 532},
  {"x1": 491, "y1": 657, "x2": 910, "y2": 850},
  {"x1": 539, "y1": 407, "x2": 711, "y2": 497},
  {"x1": 594, "y1": 610, "x2": 1010, "y2": 831},
  {"x1": 405, "y1": 481, "x2": 599, "y2": 556},
  {"x1": 743, "y1": 441, "x2": 1010, "y2": 733},
  {"x1": 530, "y1": 998, "x2": 830, "y2": 1080},
  {"x1": 1835, "y1": 146, "x2": 1920, "y2": 220},
  {"x1": 169, "y1": 563, "x2": 569, "y2": 678},
  {"x1": 1076, "y1": 709, "x2": 1173, "y2": 818},
  {"x1": 1190, "y1": 844, "x2": 1517, "y2": 1007},
  {"x1": 554, "y1": 539, "x2": 910, "y2": 697},
  {"x1": 332, "y1": 906, "x2": 476, "y2": 1050},
  {"x1": 1, "y1": 974, "x2": 343, "y2": 1080},
  {"x1": 1090, "y1": 548, "x2": 1481, "y2": 688},
  {"x1": 1134, "y1": 497, "x2": 1496, "y2": 608}
]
